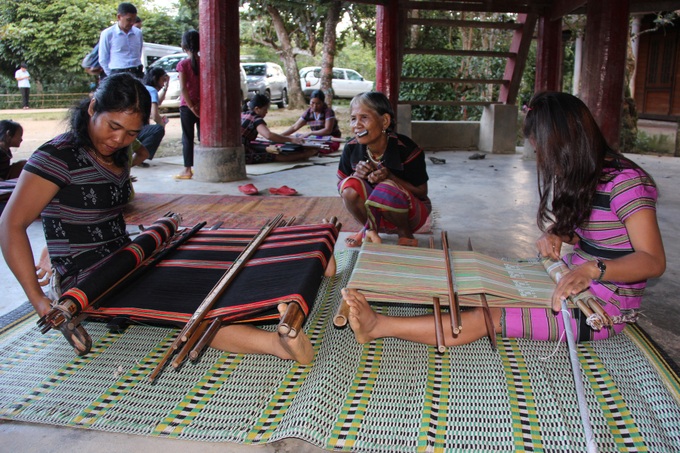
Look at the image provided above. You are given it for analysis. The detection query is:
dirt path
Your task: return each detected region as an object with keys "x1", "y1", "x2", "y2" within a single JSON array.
[{"x1": 8, "y1": 104, "x2": 351, "y2": 161}]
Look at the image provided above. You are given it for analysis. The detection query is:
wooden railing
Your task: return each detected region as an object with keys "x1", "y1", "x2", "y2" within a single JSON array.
[{"x1": 0, "y1": 93, "x2": 90, "y2": 110}]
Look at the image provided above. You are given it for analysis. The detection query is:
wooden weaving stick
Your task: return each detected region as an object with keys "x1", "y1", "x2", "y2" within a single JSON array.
[
  {"x1": 467, "y1": 239, "x2": 497, "y2": 349},
  {"x1": 149, "y1": 214, "x2": 283, "y2": 383},
  {"x1": 429, "y1": 236, "x2": 446, "y2": 353},
  {"x1": 441, "y1": 231, "x2": 461, "y2": 335}
]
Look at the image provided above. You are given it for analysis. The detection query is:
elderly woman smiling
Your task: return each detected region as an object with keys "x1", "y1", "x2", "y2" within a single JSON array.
[{"x1": 337, "y1": 91, "x2": 431, "y2": 248}]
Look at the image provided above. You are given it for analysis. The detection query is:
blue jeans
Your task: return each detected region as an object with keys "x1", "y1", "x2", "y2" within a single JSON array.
[{"x1": 137, "y1": 124, "x2": 165, "y2": 159}]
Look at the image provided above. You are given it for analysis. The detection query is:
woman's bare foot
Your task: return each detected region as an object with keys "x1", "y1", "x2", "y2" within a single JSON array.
[
  {"x1": 364, "y1": 230, "x2": 381, "y2": 244},
  {"x1": 276, "y1": 304, "x2": 314, "y2": 364},
  {"x1": 342, "y1": 288, "x2": 380, "y2": 344}
]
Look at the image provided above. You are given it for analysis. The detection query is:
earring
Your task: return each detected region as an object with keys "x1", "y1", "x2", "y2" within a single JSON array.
[{"x1": 382, "y1": 129, "x2": 386, "y2": 134}]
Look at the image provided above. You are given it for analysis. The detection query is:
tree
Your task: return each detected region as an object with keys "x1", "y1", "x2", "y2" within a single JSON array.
[
  {"x1": 319, "y1": 0, "x2": 342, "y2": 106},
  {"x1": 0, "y1": 0, "x2": 193, "y2": 92},
  {"x1": 0, "y1": 0, "x2": 117, "y2": 89},
  {"x1": 240, "y1": 0, "x2": 359, "y2": 108}
]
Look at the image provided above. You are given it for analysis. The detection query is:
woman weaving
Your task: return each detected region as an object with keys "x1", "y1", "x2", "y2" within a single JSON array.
[
  {"x1": 281, "y1": 89, "x2": 342, "y2": 139},
  {"x1": 337, "y1": 91, "x2": 431, "y2": 248},
  {"x1": 0, "y1": 74, "x2": 316, "y2": 364},
  {"x1": 343, "y1": 91, "x2": 665, "y2": 346}
]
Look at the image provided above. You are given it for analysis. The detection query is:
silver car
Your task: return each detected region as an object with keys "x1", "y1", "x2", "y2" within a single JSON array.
[
  {"x1": 149, "y1": 53, "x2": 248, "y2": 110},
  {"x1": 242, "y1": 62, "x2": 289, "y2": 108},
  {"x1": 299, "y1": 67, "x2": 374, "y2": 99}
]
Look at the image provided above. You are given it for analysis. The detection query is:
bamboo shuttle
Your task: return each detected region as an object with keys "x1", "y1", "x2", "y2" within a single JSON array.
[
  {"x1": 172, "y1": 319, "x2": 210, "y2": 369},
  {"x1": 587, "y1": 297, "x2": 612, "y2": 327},
  {"x1": 278, "y1": 303, "x2": 306, "y2": 338},
  {"x1": 333, "y1": 300, "x2": 350, "y2": 327},
  {"x1": 189, "y1": 318, "x2": 222, "y2": 361}
]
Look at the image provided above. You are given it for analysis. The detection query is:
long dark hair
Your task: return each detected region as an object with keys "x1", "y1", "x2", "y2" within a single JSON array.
[
  {"x1": 181, "y1": 30, "x2": 200, "y2": 75},
  {"x1": 142, "y1": 66, "x2": 167, "y2": 89},
  {"x1": 523, "y1": 91, "x2": 652, "y2": 238},
  {"x1": 70, "y1": 73, "x2": 151, "y2": 167}
]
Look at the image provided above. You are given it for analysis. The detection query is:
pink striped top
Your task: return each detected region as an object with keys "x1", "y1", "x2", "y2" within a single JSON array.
[{"x1": 567, "y1": 166, "x2": 658, "y2": 311}]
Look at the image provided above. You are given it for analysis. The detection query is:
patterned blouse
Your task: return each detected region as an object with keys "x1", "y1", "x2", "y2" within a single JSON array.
[
  {"x1": 300, "y1": 105, "x2": 341, "y2": 137},
  {"x1": 23, "y1": 132, "x2": 131, "y2": 289}
]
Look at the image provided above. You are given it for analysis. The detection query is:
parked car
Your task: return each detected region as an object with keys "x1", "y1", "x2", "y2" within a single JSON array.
[
  {"x1": 141, "y1": 43, "x2": 182, "y2": 70},
  {"x1": 149, "y1": 53, "x2": 248, "y2": 110},
  {"x1": 242, "y1": 62, "x2": 288, "y2": 108},
  {"x1": 299, "y1": 67, "x2": 374, "y2": 99}
]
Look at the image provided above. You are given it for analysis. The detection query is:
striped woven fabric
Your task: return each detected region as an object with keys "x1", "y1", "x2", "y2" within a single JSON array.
[
  {"x1": 0, "y1": 250, "x2": 679, "y2": 451},
  {"x1": 348, "y1": 242, "x2": 580, "y2": 308},
  {"x1": 84, "y1": 223, "x2": 339, "y2": 325}
]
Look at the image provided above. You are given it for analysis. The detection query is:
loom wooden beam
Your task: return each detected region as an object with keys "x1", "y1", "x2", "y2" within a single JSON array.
[
  {"x1": 467, "y1": 239, "x2": 497, "y2": 349},
  {"x1": 442, "y1": 231, "x2": 461, "y2": 335},
  {"x1": 429, "y1": 236, "x2": 446, "y2": 353}
]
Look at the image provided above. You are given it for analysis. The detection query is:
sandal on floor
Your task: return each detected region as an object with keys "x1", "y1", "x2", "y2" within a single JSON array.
[
  {"x1": 238, "y1": 183, "x2": 259, "y2": 195},
  {"x1": 173, "y1": 174, "x2": 192, "y2": 180},
  {"x1": 345, "y1": 231, "x2": 365, "y2": 248},
  {"x1": 397, "y1": 237, "x2": 419, "y2": 247},
  {"x1": 268, "y1": 185, "x2": 298, "y2": 196}
]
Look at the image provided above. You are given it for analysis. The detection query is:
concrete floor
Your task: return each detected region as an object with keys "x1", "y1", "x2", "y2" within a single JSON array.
[{"x1": 1, "y1": 148, "x2": 679, "y2": 452}]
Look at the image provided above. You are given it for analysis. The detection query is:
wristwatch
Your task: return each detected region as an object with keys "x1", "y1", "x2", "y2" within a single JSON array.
[{"x1": 595, "y1": 259, "x2": 606, "y2": 281}]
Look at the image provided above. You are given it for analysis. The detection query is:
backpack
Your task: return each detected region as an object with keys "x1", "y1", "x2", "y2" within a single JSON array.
[{"x1": 81, "y1": 43, "x2": 100, "y2": 69}]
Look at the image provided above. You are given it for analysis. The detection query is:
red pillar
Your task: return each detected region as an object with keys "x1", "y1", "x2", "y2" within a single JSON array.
[
  {"x1": 195, "y1": 0, "x2": 246, "y2": 181},
  {"x1": 535, "y1": 16, "x2": 563, "y2": 93},
  {"x1": 376, "y1": 0, "x2": 401, "y2": 113},
  {"x1": 580, "y1": 0, "x2": 630, "y2": 148}
]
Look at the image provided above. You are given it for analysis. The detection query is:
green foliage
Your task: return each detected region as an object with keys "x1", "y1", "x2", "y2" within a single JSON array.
[
  {"x1": 633, "y1": 131, "x2": 674, "y2": 154},
  {"x1": 400, "y1": 54, "x2": 505, "y2": 121},
  {"x1": 0, "y1": 0, "x2": 194, "y2": 95},
  {"x1": 138, "y1": 10, "x2": 185, "y2": 47}
]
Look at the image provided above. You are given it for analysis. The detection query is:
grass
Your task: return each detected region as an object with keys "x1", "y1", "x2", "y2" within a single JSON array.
[{"x1": 0, "y1": 110, "x2": 71, "y2": 121}]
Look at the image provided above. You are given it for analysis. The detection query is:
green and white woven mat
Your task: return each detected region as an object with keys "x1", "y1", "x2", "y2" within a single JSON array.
[{"x1": 1, "y1": 250, "x2": 679, "y2": 452}]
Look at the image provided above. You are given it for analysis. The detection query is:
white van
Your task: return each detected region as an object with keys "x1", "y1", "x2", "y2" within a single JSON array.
[
  {"x1": 142, "y1": 43, "x2": 183, "y2": 70},
  {"x1": 149, "y1": 53, "x2": 249, "y2": 110}
]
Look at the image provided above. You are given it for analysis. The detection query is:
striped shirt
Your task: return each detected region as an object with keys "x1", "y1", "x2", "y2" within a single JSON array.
[
  {"x1": 23, "y1": 132, "x2": 132, "y2": 290},
  {"x1": 567, "y1": 165, "x2": 658, "y2": 311},
  {"x1": 300, "y1": 105, "x2": 341, "y2": 137},
  {"x1": 240, "y1": 110, "x2": 266, "y2": 144}
]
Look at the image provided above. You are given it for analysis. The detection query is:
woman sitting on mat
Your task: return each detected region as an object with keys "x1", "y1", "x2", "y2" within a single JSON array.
[
  {"x1": 241, "y1": 94, "x2": 315, "y2": 165},
  {"x1": 337, "y1": 91, "x2": 430, "y2": 248},
  {"x1": 0, "y1": 73, "x2": 151, "y2": 318},
  {"x1": 343, "y1": 91, "x2": 665, "y2": 347},
  {"x1": 281, "y1": 89, "x2": 342, "y2": 139},
  {"x1": 0, "y1": 75, "x2": 318, "y2": 364}
]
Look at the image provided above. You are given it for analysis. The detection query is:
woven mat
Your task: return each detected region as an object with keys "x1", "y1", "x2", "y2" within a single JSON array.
[
  {"x1": 123, "y1": 193, "x2": 433, "y2": 233},
  {"x1": 1, "y1": 250, "x2": 679, "y2": 451},
  {"x1": 123, "y1": 193, "x2": 364, "y2": 231}
]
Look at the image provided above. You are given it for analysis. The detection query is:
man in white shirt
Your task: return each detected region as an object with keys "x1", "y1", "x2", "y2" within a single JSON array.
[
  {"x1": 15, "y1": 63, "x2": 30, "y2": 109},
  {"x1": 98, "y1": 3, "x2": 144, "y2": 79}
]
